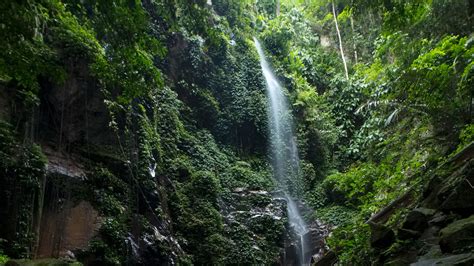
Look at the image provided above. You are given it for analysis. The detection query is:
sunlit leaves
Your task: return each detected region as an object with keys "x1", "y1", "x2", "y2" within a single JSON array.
[
  {"x1": 382, "y1": 0, "x2": 432, "y2": 32},
  {"x1": 406, "y1": 36, "x2": 472, "y2": 117}
]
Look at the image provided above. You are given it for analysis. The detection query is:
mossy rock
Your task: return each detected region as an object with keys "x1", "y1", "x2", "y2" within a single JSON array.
[
  {"x1": 435, "y1": 159, "x2": 474, "y2": 215},
  {"x1": 439, "y1": 215, "x2": 474, "y2": 254}
]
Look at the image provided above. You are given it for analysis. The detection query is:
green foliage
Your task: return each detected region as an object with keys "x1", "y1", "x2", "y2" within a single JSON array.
[
  {"x1": 86, "y1": 166, "x2": 129, "y2": 216},
  {"x1": 223, "y1": 225, "x2": 268, "y2": 264},
  {"x1": 314, "y1": 117, "x2": 442, "y2": 261},
  {"x1": 0, "y1": 1, "x2": 64, "y2": 106},
  {"x1": 223, "y1": 160, "x2": 274, "y2": 191},
  {"x1": 324, "y1": 163, "x2": 379, "y2": 208},
  {"x1": 305, "y1": 183, "x2": 328, "y2": 209},
  {"x1": 248, "y1": 214, "x2": 285, "y2": 243},
  {"x1": 170, "y1": 170, "x2": 226, "y2": 264},
  {"x1": 166, "y1": 126, "x2": 277, "y2": 264},
  {"x1": 292, "y1": 6, "x2": 474, "y2": 264},
  {"x1": 99, "y1": 218, "x2": 127, "y2": 252},
  {"x1": 154, "y1": 87, "x2": 186, "y2": 162},
  {"x1": 327, "y1": 221, "x2": 372, "y2": 264},
  {"x1": 381, "y1": 0, "x2": 432, "y2": 32},
  {"x1": 327, "y1": 77, "x2": 366, "y2": 163},
  {"x1": 190, "y1": 171, "x2": 221, "y2": 204},
  {"x1": 406, "y1": 36, "x2": 473, "y2": 120},
  {"x1": 314, "y1": 205, "x2": 357, "y2": 227},
  {"x1": 0, "y1": 253, "x2": 9, "y2": 264},
  {"x1": 74, "y1": 163, "x2": 134, "y2": 265},
  {"x1": 213, "y1": 0, "x2": 253, "y2": 29},
  {"x1": 0, "y1": 0, "x2": 168, "y2": 110},
  {"x1": 256, "y1": 0, "x2": 280, "y2": 18},
  {"x1": 260, "y1": 16, "x2": 294, "y2": 56},
  {"x1": 1, "y1": 0, "x2": 472, "y2": 264},
  {"x1": 0, "y1": 121, "x2": 47, "y2": 258},
  {"x1": 83, "y1": 239, "x2": 123, "y2": 266},
  {"x1": 454, "y1": 123, "x2": 474, "y2": 153}
]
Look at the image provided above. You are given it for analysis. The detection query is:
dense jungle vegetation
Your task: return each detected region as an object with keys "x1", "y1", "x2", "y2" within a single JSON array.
[{"x1": 0, "y1": 0, "x2": 473, "y2": 265}]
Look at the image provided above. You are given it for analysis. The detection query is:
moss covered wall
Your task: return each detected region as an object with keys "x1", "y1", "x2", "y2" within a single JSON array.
[{"x1": 0, "y1": 1, "x2": 294, "y2": 264}]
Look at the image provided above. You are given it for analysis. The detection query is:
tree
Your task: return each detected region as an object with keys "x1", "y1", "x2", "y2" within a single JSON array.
[{"x1": 332, "y1": 1, "x2": 349, "y2": 80}]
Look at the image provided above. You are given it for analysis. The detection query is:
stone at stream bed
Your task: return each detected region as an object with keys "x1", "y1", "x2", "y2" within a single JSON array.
[
  {"x1": 439, "y1": 215, "x2": 474, "y2": 253},
  {"x1": 221, "y1": 187, "x2": 287, "y2": 264},
  {"x1": 313, "y1": 250, "x2": 337, "y2": 266},
  {"x1": 410, "y1": 252, "x2": 474, "y2": 266}
]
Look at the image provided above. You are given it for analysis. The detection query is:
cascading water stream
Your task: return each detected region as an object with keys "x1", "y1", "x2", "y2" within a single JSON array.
[{"x1": 254, "y1": 37, "x2": 310, "y2": 265}]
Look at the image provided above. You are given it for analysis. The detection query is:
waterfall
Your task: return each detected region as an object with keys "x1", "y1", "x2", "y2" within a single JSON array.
[{"x1": 254, "y1": 38, "x2": 310, "y2": 266}]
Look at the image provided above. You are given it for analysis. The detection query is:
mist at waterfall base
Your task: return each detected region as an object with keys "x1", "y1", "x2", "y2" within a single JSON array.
[{"x1": 254, "y1": 38, "x2": 310, "y2": 266}]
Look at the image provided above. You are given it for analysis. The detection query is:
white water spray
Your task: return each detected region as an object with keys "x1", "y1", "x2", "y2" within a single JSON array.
[{"x1": 254, "y1": 38, "x2": 310, "y2": 265}]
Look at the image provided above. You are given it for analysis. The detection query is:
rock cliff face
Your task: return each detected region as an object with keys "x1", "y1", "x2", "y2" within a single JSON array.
[
  {"x1": 0, "y1": 71, "x2": 184, "y2": 264},
  {"x1": 367, "y1": 143, "x2": 474, "y2": 265},
  {"x1": 0, "y1": 70, "x2": 292, "y2": 264}
]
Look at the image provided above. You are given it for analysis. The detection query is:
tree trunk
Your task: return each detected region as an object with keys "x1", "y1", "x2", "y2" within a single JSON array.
[
  {"x1": 332, "y1": 1, "x2": 349, "y2": 80},
  {"x1": 276, "y1": 0, "x2": 280, "y2": 16},
  {"x1": 350, "y1": 14, "x2": 358, "y2": 64},
  {"x1": 350, "y1": 0, "x2": 359, "y2": 64}
]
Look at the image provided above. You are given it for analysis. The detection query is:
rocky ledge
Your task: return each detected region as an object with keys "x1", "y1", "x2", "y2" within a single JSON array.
[{"x1": 368, "y1": 142, "x2": 474, "y2": 265}]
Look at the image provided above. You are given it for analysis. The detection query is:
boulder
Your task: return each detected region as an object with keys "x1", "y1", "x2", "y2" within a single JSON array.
[
  {"x1": 282, "y1": 242, "x2": 299, "y2": 266},
  {"x1": 369, "y1": 222, "x2": 395, "y2": 249},
  {"x1": 428, "y1": 212, "x2": 456, "y2": 227},
  {"x1": 437, "y1": 161, "x2": 474, "y2": 215},
  {"x1": 439, "y1": 215, "x2": 474, "y2": 253},
  {"x1": 402, "y1": 208, "x2": 436, "y2": 232},
  {"x1": 314, "y1": 250, "x2": 337, "y2": 266}
]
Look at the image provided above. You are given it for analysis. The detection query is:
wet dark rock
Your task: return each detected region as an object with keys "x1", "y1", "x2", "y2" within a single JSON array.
[
  {"x1": 278, "y1": 203, "x2": 329, "y2": 265},
  {"x1": 221, "y1": 188, "x2": 287, "y2": 264},
  {"x1": 415, "y1": 244, "x2": 443, "y2": 262},
  {"x1": 438, "y1": 164, "x2": 474, "y2": 214},
  {"x1": 4, "y1": 261, "x2": 20, "y2": 266},
  {"x1": 369, "y1": 222, "x2": 395, "y2": 249},
  {"x1": 386, "y1": 258, "x2": 412, "y2": 266},
  {"x1": 138, "y1": 226, "x2": 181, "y2": 266},
  {"x1": 418, "y1": 226, "x2": 441, "y2": 246},
  {"x1": 282, "y1": 242, "x2": 299, "y2": 266},
  {"x1": 307, "y1": 221, "x2": 330, "y2": 261},
  {"x1": 313, "y1": 250, "x2": 337, "y2": 266},
  {"x1": 428, "y1": 212, "x2": 456, "y2": 227},
  {"x1": 36, "y1": 60, "x2": 116, "y2": 148},
  {"x1": 398, "y1": 228, "x2": 422, "y2": 240},
  {"x1": 385, "y1": 255, "x2": 416, "y2": 266},
  {"x1": 411, "y1": 252, "x2": 474, "y2": 266},
  {"x1": 439, "y1": 215, "x2": 474, "y2": 254},
  {"x1": 382, "y1": 244, "x2": 419, "y2": 266},
  {"x1": 402, "y1": 207, "x2": 436, "y2": 232},
  {"x1": 424, "y1": 159, "x2": 474, "y2": 215}
]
